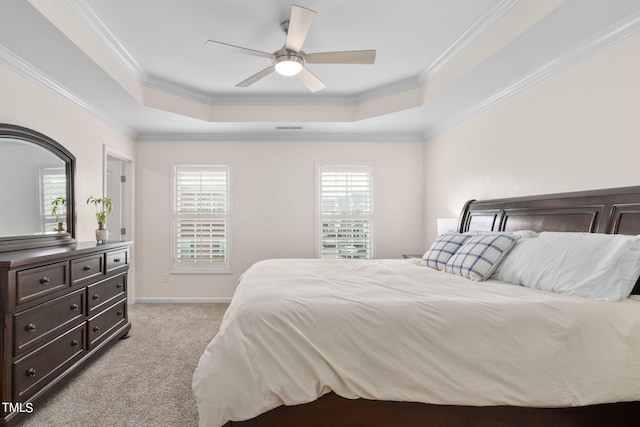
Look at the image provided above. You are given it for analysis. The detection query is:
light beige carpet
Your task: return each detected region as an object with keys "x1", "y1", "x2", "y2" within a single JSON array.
[{"x1": 17, "y1": 303, "x2": 228, "y2": 427}]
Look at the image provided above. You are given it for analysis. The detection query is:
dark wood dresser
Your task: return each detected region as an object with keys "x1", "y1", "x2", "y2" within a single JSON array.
[{"x1": 0, "y1": 241, "x2": 132, "y2": 426}]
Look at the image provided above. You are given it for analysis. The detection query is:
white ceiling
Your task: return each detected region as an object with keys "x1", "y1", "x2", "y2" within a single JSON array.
[{"x1": 1, "y1": 0, "x2": 639, "y2": 141}]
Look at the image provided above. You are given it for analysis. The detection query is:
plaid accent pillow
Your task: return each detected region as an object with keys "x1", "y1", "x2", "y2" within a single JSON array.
[
  {"x1": 444, "y1": 234, "x2": 519, "y2": 281},
  {"x1": 422, "y1": 234, "x2": 469, "y2": 270}
]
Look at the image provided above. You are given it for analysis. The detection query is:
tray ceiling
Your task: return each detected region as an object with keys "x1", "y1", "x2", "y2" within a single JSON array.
[{"x1": 1, "y1": 0, "x2": 638, "y2": 141}]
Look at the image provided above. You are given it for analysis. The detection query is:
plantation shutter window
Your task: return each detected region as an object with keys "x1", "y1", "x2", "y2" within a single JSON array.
[
  {"x1": 41, "y1": 166, "x2": 66, "y2": 232},
  {"x1": 172, "y1": 164, "x2": 231, "y2": 273},
  {"x1": 318, "y1": 164, "x2": 374, "y2": 259}
]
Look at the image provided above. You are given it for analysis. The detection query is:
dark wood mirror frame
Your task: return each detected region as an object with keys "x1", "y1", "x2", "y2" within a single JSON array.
[{"x1": 0, "y1": 124, "x2": 76, "y2": 252}]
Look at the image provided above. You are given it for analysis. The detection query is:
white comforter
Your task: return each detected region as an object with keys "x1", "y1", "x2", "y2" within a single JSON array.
[{"x1": 192, "y1": 259, "x2": 640, "y2": 427}]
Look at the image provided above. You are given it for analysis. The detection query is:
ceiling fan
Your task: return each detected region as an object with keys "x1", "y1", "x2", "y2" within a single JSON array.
[{"x1": 205, "y1": 5, "x2": 376, "y2": 92}]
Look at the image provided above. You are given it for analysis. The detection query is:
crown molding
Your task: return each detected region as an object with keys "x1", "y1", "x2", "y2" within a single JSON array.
[
  {"x1": 145, "y1": 74, "x2": 357, "y2": 107},
  {"x1": 65, "y1": 0, "x2": 147, "y2": 82},
  {"x1": 0, "y1": 45, "x2": 137, "y2": 138},
  {"x1": 423, "y1": 10, "x2": 640, "y2": 141},
  {"x1": 420, "y1": 0, "x2": 520, "y2": 82},
  {"x1": 136, "y1": 131, "x2": 424, "y2": 143}
]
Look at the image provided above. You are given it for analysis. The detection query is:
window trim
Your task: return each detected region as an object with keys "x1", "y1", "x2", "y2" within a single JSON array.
[
  {"x1": 315, "y1": 162, "x2": 375, "y2": 259},
  {"x1": 171, "y1": 163, "x2": 232, "y2": 274}
]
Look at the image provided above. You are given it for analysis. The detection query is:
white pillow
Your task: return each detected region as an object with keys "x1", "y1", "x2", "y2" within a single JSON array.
[
  {"x1": 421, "y1": 234, "x2": 469, "y2": 271},
  {"x1": 511, "y1": 230, "x2": 539, "y2": 239},
  {"x1": 492, "y1": 232, "x2": 640, "y2": 301},
  {"x1": 444, "y1": 233, "x2": 520, "y2": 281}
]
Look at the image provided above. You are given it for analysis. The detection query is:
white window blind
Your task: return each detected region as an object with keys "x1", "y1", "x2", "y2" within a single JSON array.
[
  {"x1": 318, "y1": 164, "x2": 373, "y2": 259},
  {"x1": 41, "y1": 166, "x2": 66, "y2": 232},
  {"x1": 172, "y1": 164, "x2": 231, "y2": 273}
]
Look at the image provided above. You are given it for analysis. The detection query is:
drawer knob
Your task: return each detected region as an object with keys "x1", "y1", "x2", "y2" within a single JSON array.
[
  {"x1": 92, "y1": 294, "x2": 100, "y2": 300},
  {"x1": 93, "y1": 326, "x2": 101, "y2": 332},
  {"x1": 71, "y1": 339, "x2": 80, "y2": 347},
  {"x1": 116, "y1": 283, "x2": 123, "y2": 289},
  {"x1": 40, "y1": 276, "x2": 50, "y2": 284},
  {"x1": 25, "y1": 323, "x2": 36, "y2": 332},
  {"x1": 114, "y1": 258, "x2": 121, "y2": 263},
  {"x1": 83, "y1": 265, "x2": 92, "y2": 271},
  {"x1": 70, "y1": 303, "x2": 79, "y2": 311},
  {"x1": 117, "y1": 310, "x2": 123, "y2": 316},
  {"x1": 26, "y1": 368, "x2": 37, "y2": 377}
]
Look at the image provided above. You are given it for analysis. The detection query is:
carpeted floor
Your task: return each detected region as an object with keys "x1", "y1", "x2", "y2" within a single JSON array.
[{"x1": 16, "y1": 303, "x2": 228, "y2": 427}]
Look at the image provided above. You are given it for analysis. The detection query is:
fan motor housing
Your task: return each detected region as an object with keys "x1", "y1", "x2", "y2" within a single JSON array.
[{"x1": 273, "y1": 51, "x2": 305, "y2": 76}]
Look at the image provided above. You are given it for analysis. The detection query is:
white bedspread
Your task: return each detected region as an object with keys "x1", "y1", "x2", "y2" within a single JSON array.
[{"x1": 192, "y1": 259, "x2": 640, "y2": 427}]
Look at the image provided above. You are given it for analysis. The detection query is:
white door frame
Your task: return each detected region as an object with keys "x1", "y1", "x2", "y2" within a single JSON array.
[{"x1": 103, "y1": 144, "x2": 135, "y2": 303}]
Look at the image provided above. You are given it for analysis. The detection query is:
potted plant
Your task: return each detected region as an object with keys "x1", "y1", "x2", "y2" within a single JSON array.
[
  {"x1": 87, "y1": 196, "x2": 113, "y2": 243},
  {"x1": 50, "y1": 196, "x2": 66, "y2": 232}
]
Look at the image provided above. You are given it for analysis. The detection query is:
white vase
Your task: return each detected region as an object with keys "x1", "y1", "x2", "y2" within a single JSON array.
[{"x1": 96, "y1": 228, "x2": 109, "y2": 243}]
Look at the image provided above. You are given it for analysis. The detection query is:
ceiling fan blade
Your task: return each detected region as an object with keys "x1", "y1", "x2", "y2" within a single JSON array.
[
  {"x1": 285, "y1": 5, "x2": 316, "y2": 53},
  {"x1": 306, "y1": 50, "x2": 377, "y2": 64},
  {"x1": 206, "y1": 40, "x2": 273, "y2": 59},
  {"x1": 236, "y1": 66, "x2": 275, "y2": 87},
  {"x1": 297, "y1": 67, "x2": 326, "y2": 92}
]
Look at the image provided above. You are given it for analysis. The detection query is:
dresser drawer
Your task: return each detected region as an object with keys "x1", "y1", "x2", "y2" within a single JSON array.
[
  {"x1": 16, "y1": 261, "x2": 68, "y2": 305},
  {"x1": 87, "y1": 274, "x2": 126, "y2": 314},
  {"x1": 71, "y1": 254, "x2": 104, "y2": 284},
  {"x1": 106, "y1": 249, "x2": 129, "y2": 273},
  {"x1": 87, "y1": 299, "x2": 127, "y2": 348},
  {"x1": 13, "y1": 323, "x2": 86, "y2": 401},
  {"x1": 14, "y1": 289, "x2": 85, "y2": 355}
]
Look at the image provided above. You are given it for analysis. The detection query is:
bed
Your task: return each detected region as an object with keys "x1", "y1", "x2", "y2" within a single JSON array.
[{"x1": 192, "y1": 186, "x2": 640, "y2": 427}]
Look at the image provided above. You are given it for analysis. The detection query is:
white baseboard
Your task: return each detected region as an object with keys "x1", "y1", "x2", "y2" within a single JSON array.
[{"x1": 134, "y1": 297, "x2": 232, "y2": 304}]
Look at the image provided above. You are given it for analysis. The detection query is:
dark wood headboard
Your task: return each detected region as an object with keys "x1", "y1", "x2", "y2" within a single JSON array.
[
  {"x1": 458, "y1": 186, "x2": 640, "y2": 296},
  {"x1": 458, "y1": 186, "x2": 640, "y2": 236}
]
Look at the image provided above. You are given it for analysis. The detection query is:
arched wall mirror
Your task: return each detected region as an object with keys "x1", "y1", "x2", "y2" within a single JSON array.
[{"x1": 0, "y1": 124, "x2": 76, "y2": 252}]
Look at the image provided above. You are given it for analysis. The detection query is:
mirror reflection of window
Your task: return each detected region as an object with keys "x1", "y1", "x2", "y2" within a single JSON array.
[
  {"x1": 40, "y1": 166, "x2": 66, "y2": 232},
  {"x1": 0, "y1": 138, "x2": 66, "y2": 237}
]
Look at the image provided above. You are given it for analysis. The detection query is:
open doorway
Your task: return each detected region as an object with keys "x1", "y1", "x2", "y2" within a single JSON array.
[
  {"x1": 104, "y1": 145, "x2": 134, "y2": 302},
  {"x1": 105, "y1": 148, "x2": 133, "y2": 241}
]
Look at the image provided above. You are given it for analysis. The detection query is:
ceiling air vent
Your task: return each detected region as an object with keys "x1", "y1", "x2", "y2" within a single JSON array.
[{"x1": 275, "y1": 126, "x2": 303, "y2": 130}]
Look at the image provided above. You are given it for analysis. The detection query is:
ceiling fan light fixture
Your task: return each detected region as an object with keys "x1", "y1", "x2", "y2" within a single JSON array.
[
  {"x1": 274, "y1": 54, "x2": 304, "y2": 76},
  {"x1": 206, "y1": 5, "x2": 375, "y2": 91}
]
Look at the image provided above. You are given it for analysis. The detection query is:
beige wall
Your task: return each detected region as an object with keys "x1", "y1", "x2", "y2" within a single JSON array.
[
  {"x1": 0, "y1": 64, "x2": 136, "y2": 242},
  {"x1": 135, "y1": 140, "x2": 424, "y2": 301},
  {"x1": 424, "y1": 32, "x2": 640, "y2": 244}
]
